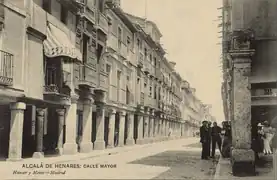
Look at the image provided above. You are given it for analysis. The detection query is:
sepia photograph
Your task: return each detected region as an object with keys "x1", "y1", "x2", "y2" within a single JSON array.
[{"x1": 0, "y1": 0, "x2": 275, "y2": 179}]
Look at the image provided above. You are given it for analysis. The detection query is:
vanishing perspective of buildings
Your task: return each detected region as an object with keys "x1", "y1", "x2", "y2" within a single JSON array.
[
  {"x1": 0, "y1": 0, "x2": 211, "y2": 161},
  {"x1": 220, "y1": 0, "x2": 277, "y2": 176}
]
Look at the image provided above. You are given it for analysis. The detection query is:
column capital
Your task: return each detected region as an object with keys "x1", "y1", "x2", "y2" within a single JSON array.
[
  {"x1": 83, "y1": 97, "x2": 94, "y2": 106},
  {"x1": 36, "y1": 108, "x2": 45, "y2": 117},
  {"x1": 108, "y1": 108, "x2": 117, "y2": 115},
  {"x1": 119, "y1": 111, "x2": 126, "y2": 117},
  {"x1": 10, "y1": 102, "x2": 26, "y2": 111},
  {"x1": 56, "y1": 109, "x2": 65, "y2": 116},
  {"x1": 71, "y1": 94, "x2": 79, "y2": 104}
]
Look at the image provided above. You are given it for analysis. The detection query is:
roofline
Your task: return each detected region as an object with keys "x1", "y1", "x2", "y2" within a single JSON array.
[{"x1": 125, "y1": 12, "x2": 163, "y2": 37}]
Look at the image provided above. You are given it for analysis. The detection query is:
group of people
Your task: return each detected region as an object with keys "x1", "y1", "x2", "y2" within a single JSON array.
[
  {"x1": 253, "y1": 120, "x2": 276, "y2": 157},
  {"x1": 200, "y1": 121, "x2": 222, "y2": 160}
]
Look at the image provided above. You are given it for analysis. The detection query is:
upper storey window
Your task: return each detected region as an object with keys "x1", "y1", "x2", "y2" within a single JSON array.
[
  {"x1": 42, "y1": 0, "x2": 51, "y2": 13},
  {"x1": 60, "y1": 5, "x2": 68, "y2": 24},
  {"x1": 99, "y1": 0, "x2": 105, "y2": 13}
]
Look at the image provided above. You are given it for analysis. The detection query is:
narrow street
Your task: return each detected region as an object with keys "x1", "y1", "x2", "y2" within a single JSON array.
[{"x1": 1, "y1": 138, "x2": 219, "y2": 179}]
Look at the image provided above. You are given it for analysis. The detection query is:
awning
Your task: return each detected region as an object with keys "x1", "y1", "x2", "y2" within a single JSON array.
[{"x1": 43, "y1": 22, "x2": 82, "y2": 61}]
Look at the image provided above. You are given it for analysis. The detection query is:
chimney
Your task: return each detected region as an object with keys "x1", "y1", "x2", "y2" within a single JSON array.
[{"x1": 169, "y1": 61, "x2": 176, "y2": 69}]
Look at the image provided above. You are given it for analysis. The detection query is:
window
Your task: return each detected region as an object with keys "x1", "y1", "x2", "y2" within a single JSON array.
[
  {"x1": 127, "y1": 36, "x2": 131, "y2": 54},
  {"x1": 60, "y1": 5, "x2": 68, "y2": 24},
  {"x1": 118, "y1": 27, "x2": 122, "y2": 50},
  {"x1": 149, "y1": 54, "x2": 152, "y2": 64},
  {"x1": 144, "y1": 48, "x2": 147, "y2": 57},
  {"x1": 137, "y1": 39, "x2": 140, "y2": 48},
  {"x1": 117, "y1": 70, "x2": 121, "y2": 101},
  {"x1": 106, "y1": 64, "x2": 111, "y2": 74},
  {"x1": 99, "y1": 0, "x2": 104, "y2": 13},
  {"x1": 154, "y1": 57, "x2": 157, "y2": 67},
  {"x1": 154, "y1": 86, "x2": 157, "y2": 99},
  {"x1": 82, "y1": 34, "x2": 88, "y2": 63},
  {"x1": 42, "y1": 0, "x2": 51, "y2": 13}
]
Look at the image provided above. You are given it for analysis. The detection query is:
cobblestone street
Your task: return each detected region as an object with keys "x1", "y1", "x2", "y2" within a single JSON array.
[{"x1": 0, "y1": 138, "x2": 220, "y2": 179}]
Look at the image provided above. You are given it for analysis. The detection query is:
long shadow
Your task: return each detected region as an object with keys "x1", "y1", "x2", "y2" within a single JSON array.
[{"x1": 129, "y1": 150, "x2": 219, "y2": 179}]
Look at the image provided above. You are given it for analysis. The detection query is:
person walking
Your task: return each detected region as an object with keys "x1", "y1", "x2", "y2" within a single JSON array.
[
  {"x1": 207, "y1": 121, "x2": 212, "y2": 158},
  {"x1": 200, "y1": 121, "x2": 209, "y2": 159},
  {"x1": 262, "y1": 121, "x2": 275, "y2": 155},
  {"x1": 211, "y1": 122, "x2": 222, "y2": 158}
]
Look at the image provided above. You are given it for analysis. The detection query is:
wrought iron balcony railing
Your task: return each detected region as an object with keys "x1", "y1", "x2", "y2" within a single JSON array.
[
  {"x1": 0, "y1": 50, "x2": 13, "y2": 86},
  {"x1": 252, "y1": 88, "x2": 277, "y2": 97}
]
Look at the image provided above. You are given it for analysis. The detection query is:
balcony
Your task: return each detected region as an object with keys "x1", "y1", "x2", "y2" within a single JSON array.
[
  {"x1": 78, "y1": 64, "x2": 97, "y2": 88},
  {"x1": 97, "y1": 11, "x2": 109, "y2": 34},
  {"x1": 79, "y1": 5, "x2": 96, "y2": 24},
  {"x1": 137, "y1": 52, "x2": 144, "y2": 68},
  {"x1": 140, "y1": 92, "x2": 144, "y2": 105},
  {"x1": 44, "y1": 66, "x2": 71, "y2": 96},
  {"x1": 144, "y1": 60, "x2": 150, "y2": 74},
  {"x1": 0, "y1": 50, "x2": 13, "y2": 86},
  {"x1": 97, "y1": 63, "x2": 109, "y2": 92}
]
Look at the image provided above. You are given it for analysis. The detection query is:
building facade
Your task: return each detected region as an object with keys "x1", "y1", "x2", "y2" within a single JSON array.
[
  {"x1": 0, "y1": 0, "x2": 207, "y2": 161},
  {"x1": 220, "y1": 0, "x2": 277, "y2": 176}
]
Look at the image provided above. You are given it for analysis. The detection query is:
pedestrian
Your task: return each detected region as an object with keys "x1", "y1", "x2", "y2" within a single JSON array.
[
  {"x1": 207, "y1": 121, "x2": 212, "y2": 158},
  {"x1": 200, "y1": 121, "x2": 209, "y2": 159},
  {"x1": 262, "y1": 121, "x2": 275, "y2": 155},
  {"x1": 168, "y1": 127, "x2": 172, "y2": 137},
  {"x1": 211, "y1": 122, "x2": 222, "y2": 158},
  {"x1": 114, "y1": 128, "x2": 119, "y2": 147}
]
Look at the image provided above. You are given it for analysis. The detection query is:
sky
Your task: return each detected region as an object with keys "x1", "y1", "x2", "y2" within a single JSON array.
[{"x1": 121, "y1": 0, "x2": 224, "y2": 121}]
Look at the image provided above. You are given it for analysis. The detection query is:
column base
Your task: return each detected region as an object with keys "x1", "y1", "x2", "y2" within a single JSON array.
[
  {"x1": 118, "y1": 142, "x2": 125, "y2": 147},
  {"x1": 94, "y1": 140, "x2": 105, "y2": 150},
  {"x1": 63, "y1": 143, "x2": 78, "y2": 155},
  {"x1": 106, "y1": 144, "x2": 114, "y2": 149},
  {"x1": 126, "y1": 138, "x2": 135, "y2": 146},
  {"x1": 136, "y1": 138, "x2": 144, "y2": 145},
  {"x1": 6, "y1": 157, "x2": 22, "y2": 162},
  {"x1": 32, "y1": 152, "x2": 44, "y2": 158},
  {"x1": 56, "y1": 147, "x2": 63, "y2": 156},
  {"x1": 231, "y1": 149, "x2": 256, "y2": 176},
  {"x1": 79, "y1": 142, "x2": 93, "y2": 153}
]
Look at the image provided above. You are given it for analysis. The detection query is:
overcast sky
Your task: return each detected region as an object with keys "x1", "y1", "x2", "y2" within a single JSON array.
[{"x1": 121, "y1": 0, "x2": 224, "y2": 121}]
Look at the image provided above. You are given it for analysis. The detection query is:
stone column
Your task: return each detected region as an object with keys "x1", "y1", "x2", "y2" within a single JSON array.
[
  {"x1": 63, "y1": 95, "x2": 78, "y2": 155},
  {"x1": 136, "y1": 114, "x2": 144, "y2": 144},
  {"x1": 107, "y1": 108, "x2": 116, "y2": 148},
  {"x1": 7, "y1": 102, "x2": 26, "y2": 161},
  {"x1": 80, "y1": 96, "x2": 94, "y2": 153},
  {"x1": 229, "y1": 41, "x2": 255, "y2": 175},
  {"x1": 154, "y1": 118, "x2": 159, "y2": 142},
  {"x1": 126, "y1": 113, "x2": 135, "y2": 145},
  {"x1": 56, "y1": 109, "x2": 65, "y2": 155},
  {"x1": 143, "y1": 110, "x2": 149, "y2": 143},
  {"x1": 149, "y1": 109, "x2": 154, "y2": 143},
  {"x1": 118, "y1": 111, "x2": 126, "y2": 147},
  {"x1": 33, "y1": 108, "x2": 45, "y2": 158},
  {"x1": 94, "y1": 103, "x2": 105, "y2": 150}
]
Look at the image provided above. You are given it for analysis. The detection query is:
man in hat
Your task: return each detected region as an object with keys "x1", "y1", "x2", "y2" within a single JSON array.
[
  {"x1": 200, "y1": 120, "x2": 209, "y2": 159},
  {"x1": 211, "y1": 122, "x2": 222, "y2": 158},
  {"x1": 207, "y1": 121, "x2": 212, "y2": 157}
]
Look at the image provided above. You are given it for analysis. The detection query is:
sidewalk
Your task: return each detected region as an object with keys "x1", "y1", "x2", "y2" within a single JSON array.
[
  {"x1": 3, "y1": 136, "x2": 197, "y2": 165},
  {"x1": 214, "y1": 155, "x2": 274, "y2": 180},
  {"x1": 0, "y1": 137, "x2": 199, "y2": 180}
]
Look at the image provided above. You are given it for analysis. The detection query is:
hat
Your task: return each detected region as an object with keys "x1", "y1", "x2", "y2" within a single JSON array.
[
  {"x1": 257, "y1": 123, "x2": 263, "y2": 127},
  {"x1": 263, "y1": 121, "x2": 269, "y2": 126}
]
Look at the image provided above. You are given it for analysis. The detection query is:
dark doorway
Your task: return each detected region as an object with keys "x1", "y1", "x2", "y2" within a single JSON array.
[
  {"x1": 92, "y1": 111, "x2": 97, "y2": 144},
  {"x1": 114, "y1": 113, "x2": 119, "y2": 147},
  {"x1": 22, "y1": 105, "x2": 36, "y2": 158},
  {"x1": 124, "y1": 114, "x2": 128, "y2": 145},
  {"x1": 0, "y1": 105, "x2": 10, "y2": 159},
  {"x1": 134, "y1": 114, "x2": 138, "y2": 144},
  {"x1": 76, "y1": 110, "x2": 83, "y2": 152},
  {"x1": 104, "y1": 116, "x2": 109, "y2": 148}
]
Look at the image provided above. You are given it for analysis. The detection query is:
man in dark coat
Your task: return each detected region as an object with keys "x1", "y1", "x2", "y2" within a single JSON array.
[
  {"x1": 211, "y1": 122, "x2": 222, "y2": 158},
  {"x1": 200, "y1": 121, "x2": 209, "y2": 159},
  {"x1": 207, "y1": 121, "x2": 212, "y2": 157}
]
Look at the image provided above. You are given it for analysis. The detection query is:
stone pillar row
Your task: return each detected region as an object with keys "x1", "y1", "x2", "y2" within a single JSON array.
[{"x1": 7, "y1": 100, "x2": 185, "y2": 161}]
